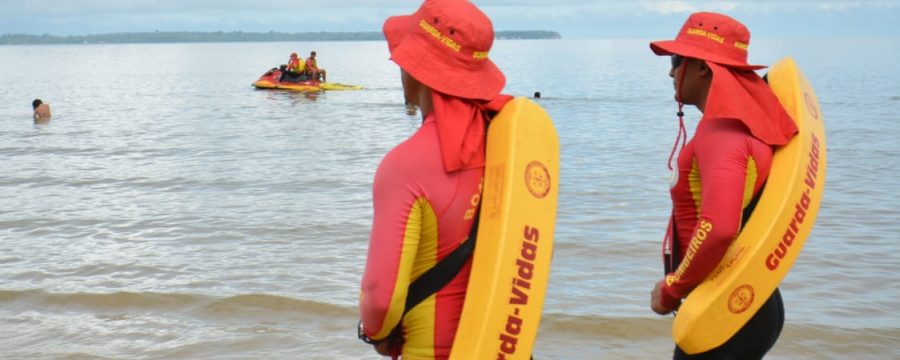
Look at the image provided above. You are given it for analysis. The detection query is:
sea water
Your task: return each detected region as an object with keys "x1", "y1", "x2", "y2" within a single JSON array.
[{"x1": 1, "y1": 38, "x2": 898, "y2": 359}]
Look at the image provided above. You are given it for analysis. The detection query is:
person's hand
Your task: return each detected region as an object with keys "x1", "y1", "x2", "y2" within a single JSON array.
[
  {"x1": 374, "y1": 340, "x2": 395, "y2": 356},
  {"x1": 373, "y1": 334, "x2": 403, "y2": 357},
  {"x1": 651, "y1": 280, "x2": 674, "y2": 315}
]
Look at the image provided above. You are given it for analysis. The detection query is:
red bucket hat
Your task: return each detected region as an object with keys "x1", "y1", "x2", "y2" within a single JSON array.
[
  {"x1": 383, "y1": 0, "x2": 505, "y2": 101},
  {"x1": 650, "y1": 12, "x2": 798, "y2": 148},
  {"x1": 650, "y1": 12, "x2": 764, "y2": 70}
]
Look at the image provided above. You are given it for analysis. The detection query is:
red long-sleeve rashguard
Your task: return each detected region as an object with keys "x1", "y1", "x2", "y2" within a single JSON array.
[
  {"x1": 359, "y1": 114, "x2": 482, "y2": 360},
  {"x1": 661, "y1": 117, "x2": 774, "y2": 308}
]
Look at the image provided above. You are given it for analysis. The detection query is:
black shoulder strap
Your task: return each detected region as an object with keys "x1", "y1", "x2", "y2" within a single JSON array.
[
  {"x1": 666, "y1": 212, "x2": 680, "y2": 275},
  {"x1": 740, "y1": 182, "x2": 766, "y2": 228},
  {"x1": 404, "y1": 213, "x2": 479, "y2": 314},
  {"x1": 376, "y1": 212, "x2": 480, "y2": 343},
  {"x1": 369, "y1": 207, "x2": 481, "y2": 345}
]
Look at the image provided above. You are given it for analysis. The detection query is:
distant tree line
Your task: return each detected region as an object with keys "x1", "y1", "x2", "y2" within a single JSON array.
[
  {"x1": 495, "y1": 31, "x2": 561, "y2": 40},
  {"x1": 0, "y1": 30, "x2": 561, "y2": 45}
]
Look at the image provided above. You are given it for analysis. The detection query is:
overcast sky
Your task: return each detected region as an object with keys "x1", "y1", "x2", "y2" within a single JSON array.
[{"x1": 2, "y1": 0, "x2": 898, "y2": 38}]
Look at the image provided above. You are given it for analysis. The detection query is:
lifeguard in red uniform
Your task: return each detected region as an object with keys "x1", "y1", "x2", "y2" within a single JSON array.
[
  {"x1": 357, "y1": 1, "x2": 511, "y2": 359},
  {"x1": 648, "y1": 12, "x2": 799, "y2": 359}
]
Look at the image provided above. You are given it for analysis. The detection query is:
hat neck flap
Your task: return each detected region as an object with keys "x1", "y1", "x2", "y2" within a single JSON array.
[
  {"x1": 703, "y1": 62, "x2": 798, "y2": 145},
  {"x1": 430, "y1": 91, "x2": 513, "y2": 172}
]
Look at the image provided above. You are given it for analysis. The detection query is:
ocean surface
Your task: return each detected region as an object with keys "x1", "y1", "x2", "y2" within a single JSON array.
[{"x1": 1, "y1": 38, "x2": 898, "y2": 359}]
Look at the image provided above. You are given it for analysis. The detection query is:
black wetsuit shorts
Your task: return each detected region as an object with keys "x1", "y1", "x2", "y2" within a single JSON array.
[{"x1": 674, "y1": 288, "x2": 784, "y2": 360}]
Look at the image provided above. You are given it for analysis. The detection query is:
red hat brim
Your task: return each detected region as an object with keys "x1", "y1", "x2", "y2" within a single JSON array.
[
  {"x1": 650, "y1": 40, "x2": 766, "y2": 70},
  {"x1": 384, "y1": 14, "x2": 505, "y2": 101}
]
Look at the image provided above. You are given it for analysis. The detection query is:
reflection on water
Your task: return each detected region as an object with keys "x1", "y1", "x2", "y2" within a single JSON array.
[{"x1": 0, "y1": 39, "x2": 898, "y2": 359}]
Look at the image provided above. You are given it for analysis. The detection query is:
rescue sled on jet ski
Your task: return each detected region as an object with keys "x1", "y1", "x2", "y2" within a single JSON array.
[{"x1": 252, "y1": 66, "x2": 363, "y2": 92}]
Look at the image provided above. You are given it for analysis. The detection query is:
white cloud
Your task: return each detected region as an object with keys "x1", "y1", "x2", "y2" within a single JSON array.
[
  {"x1": 638, "y1": 1, "x2": 739, "y2": 14},
  {"x1": 814, "y1": 1, "x2": 863, "y2": 11},
  {"x1": 639, "y1": 1, "x2": 695, "y2": 14},
  {"x1": 636, "y1": 0, "x2": 900, "y2": 15}
]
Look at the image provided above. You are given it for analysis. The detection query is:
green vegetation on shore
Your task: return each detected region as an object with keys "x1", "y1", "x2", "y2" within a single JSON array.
[{"x1": 1, "y1": 30, "x2": 561, "y2": 45}]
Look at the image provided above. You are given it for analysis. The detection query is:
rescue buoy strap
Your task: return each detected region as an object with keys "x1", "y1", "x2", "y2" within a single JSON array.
[
  {"x1": 358, "y1": 206, "x2": 481, "y2": 347},
  {"x1": 404, "y1": 209, "x2": 480, "y2": 313}
]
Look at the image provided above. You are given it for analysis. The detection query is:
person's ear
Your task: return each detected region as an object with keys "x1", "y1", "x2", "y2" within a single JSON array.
[{"x1": 697, "y1": 60, "x2": 712, "y2": 78}]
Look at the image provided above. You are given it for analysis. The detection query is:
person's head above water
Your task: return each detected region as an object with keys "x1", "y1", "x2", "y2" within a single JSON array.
[
  {"x1": 383, "y1": 0, "x2": 505, "y2": 101},
  {"x1": 32, "y1": 98, "x2": 51, "y2": 121}
]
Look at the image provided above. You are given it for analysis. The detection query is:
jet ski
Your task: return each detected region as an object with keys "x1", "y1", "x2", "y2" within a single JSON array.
[{"x1": 252, "y1": 66, "x2": 362, "y2": 92}]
